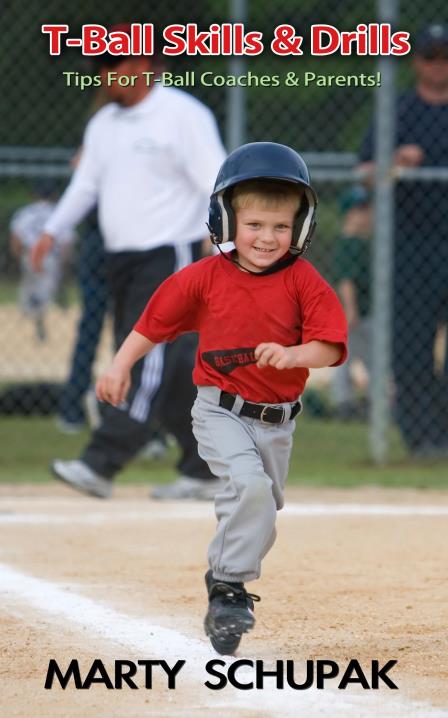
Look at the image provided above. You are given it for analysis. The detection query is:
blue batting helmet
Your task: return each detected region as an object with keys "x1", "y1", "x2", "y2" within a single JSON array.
[{"x1": 208, "y1": 142, "x2": 318, "y2": 255}]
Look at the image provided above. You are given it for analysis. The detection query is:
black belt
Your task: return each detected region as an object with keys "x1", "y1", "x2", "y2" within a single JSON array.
[{"x1": 219, "y1": 391, "x2": 301, "y2": 424}]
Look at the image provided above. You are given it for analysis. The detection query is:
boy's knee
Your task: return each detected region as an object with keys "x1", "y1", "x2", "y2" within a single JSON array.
[{"x1": 235, "y1": 472, "x2": 274, "y2": 508}]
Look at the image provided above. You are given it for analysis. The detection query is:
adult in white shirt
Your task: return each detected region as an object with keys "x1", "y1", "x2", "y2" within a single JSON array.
[{"x1": 32, "y1": 31, "x2": 226, "y2": 500}]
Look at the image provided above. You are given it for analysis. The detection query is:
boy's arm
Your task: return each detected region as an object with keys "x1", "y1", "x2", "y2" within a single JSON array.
[
  {"x1": 96, "y1": 331, "x2": 156, "y2": 407},
  {"x1": 255, "y1": 340, "x2": 343, "y2": 371}
]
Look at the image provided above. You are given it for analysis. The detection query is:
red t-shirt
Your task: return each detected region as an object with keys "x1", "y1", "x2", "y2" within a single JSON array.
[{"x1": 134, "y1": 252, "x2": 347, "y2": 403}]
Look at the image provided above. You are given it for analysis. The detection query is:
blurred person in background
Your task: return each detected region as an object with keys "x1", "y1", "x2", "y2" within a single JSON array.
[
  {"x1": 57, "y1": 201, "x2": 173, "y2": 460},
  {"x1": 56, "y1": 143, "x2": 170, "y2": 465},
  {"x1": 10, "y1": 179, "x2": 74, "y2": 342},
  {"x1": 331, "y1": 186, "x2": 372, "y2": 420},
  {"x1": 55, "y1": 146, "x2": 109, "y2": 433},
  {"x1": 358, "y1": 23, "x2": 448, "y2": 457},
  {"x1": 32, "y1": 23, "x2": 226, "y2": 498}
]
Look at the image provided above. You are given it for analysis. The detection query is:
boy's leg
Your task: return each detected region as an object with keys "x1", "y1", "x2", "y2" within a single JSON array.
[
  {"x1": 193, "y1": 386, "x2": 295, "y2": 653},
  {"x1": 192, "y1": 386, "x2": 295, "y2": 583}
]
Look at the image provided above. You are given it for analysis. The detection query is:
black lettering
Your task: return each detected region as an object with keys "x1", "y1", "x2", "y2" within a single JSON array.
[
  {"x1": 45, "y1": 659, "x2": 82, "y2": 689},
  {"x1": 228, "y1": 659, "x2": 254, "y2": 689},
  {"x1": 371, "y1": 660, "x2": 398, "y2": 689},
  {"x1": 138, "y1": 660, "x2": 158, "y2": 689},
  {"x1": 204, "y1": 659, "x2": 227, "y2": 690},
  {"x1": 115, "y1": 660, "x2": 138, "y2": 689},
  {"x1": 316, "y1": 660, "x2": 339, "y2": 688},
  {"x1": 338, "y1": 660, "x2": 370, "y2": 690},
  {"x1": 256, "y1": 660, "x2": 284, "y2": 689},
  {"x1": 160, "y1": 660, "x2": 185, "y2": 689},
  {"x1": 83, "y1": 659, "x2": 114, "y2": 689},
  {"x1": 286, "y1": 660, "x2": 314, "y2": 689}
]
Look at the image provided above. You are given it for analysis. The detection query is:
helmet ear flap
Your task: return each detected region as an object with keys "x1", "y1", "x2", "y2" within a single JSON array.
[
  {"x1": 207, "y1": 196, "x2": 222, "y2": 245},
  {"x1": 290, "y1": 187, "x2": 317, "y2": 256},
  {"x1": 208, "y1": 190, "x2": 237, "y2": 244}
]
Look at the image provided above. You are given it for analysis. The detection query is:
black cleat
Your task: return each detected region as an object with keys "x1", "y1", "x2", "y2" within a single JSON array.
[{"x1": 204, "y1": 569, "x2": 260, "y2": 655}]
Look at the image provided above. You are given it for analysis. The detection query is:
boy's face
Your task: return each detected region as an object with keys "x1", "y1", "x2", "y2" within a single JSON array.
[{"x1": 233, "y1": 202, "x2": 297, "y2": 273}]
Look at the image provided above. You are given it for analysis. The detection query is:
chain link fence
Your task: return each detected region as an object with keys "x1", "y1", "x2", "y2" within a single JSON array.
[{"x1": 1, "y1": 0, "x2": 447, "y2": 464}]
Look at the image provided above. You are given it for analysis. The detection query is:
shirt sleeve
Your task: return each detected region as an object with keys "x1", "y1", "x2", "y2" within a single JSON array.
[
  {"x1": 298, "y1": 263, "x2": 348, "y2": 366},
  {"x1": 44, "y1": 118, "x2": 102, "y2": 241},
  {"x1": 134, "y1": 266, "x2": 203, "y2": 343},
  {"x1": 178, "y1": 101, "x2": 227, "y2": 196}
]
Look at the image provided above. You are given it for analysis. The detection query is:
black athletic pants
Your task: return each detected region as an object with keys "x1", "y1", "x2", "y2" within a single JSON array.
[
  {"x1": 393, "y1": 237, "x2": 448, "y2": 450},
  {"x1": 81, "y1": 244, "x2": 215, "y2": 481}
]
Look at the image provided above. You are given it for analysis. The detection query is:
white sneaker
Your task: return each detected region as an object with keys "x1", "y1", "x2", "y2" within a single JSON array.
[
  {"x1": 52, "y1": 459, "x2": 112, "y2": 499},
  {"x1": 150, "y1": 476, "x2": 222, "y2": 501},
  {"x1": 139, "y1": 438, "x2": 168, "y2": 461}
]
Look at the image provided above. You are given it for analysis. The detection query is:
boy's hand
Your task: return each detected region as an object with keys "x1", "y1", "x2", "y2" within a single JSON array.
[
  {"x1": 96, "y1": 365, "x2": 131, "y2": 407},
  {"x1": 255, "y1": 342, "x2": 297, "y2": 370}
]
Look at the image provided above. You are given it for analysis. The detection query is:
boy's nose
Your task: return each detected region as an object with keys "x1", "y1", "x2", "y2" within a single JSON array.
[{"x1": 259, "y1": 227, "x2": 276, "y2": 243}]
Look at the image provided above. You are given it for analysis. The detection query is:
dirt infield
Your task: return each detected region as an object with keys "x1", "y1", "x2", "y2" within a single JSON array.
[{"x1": 1, "y1": 484, "x2": 447, "y2": 718}]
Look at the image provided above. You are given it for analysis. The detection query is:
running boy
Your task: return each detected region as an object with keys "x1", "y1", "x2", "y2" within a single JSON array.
[{"x1": 96, "y1": 142, "x2": 347, "y2": 655}]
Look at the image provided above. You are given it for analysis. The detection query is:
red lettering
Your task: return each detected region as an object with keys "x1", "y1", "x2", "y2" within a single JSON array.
[
  {"x1": 209, "y1": 24, "x2": 220, "y2": 54},
  {"x1": 41, "y1": 24, "x2": 69, "y2": 55},
  {"x1": 391, "y1": 31, "x2": 411, "y2": 55},
  {"x1": 380, "y1": 24, "x2": 391, "y2": 54},
  {"x1": 311, "y1": 25, "x2": 340, "y2": 55},
  {"x1": 340, "y1": 31, "x2": 360, "y2": 55},
  {"x1": 143, "y1": 24, "x2": 154, "y2": 55},
  {"x1": 356, "y1": 24, "x2": 368, "y2": 54},
  {"x1": 163, "y1": 25, "x2": 186, "y2": 55},
  {"x1": 245, "y1": 31, "x2": 264, "y2": 56},
  {"x1": 215, "y1": 356, "x2": 233, "y2": 367},
  {"x1": 131, "y1": 23, "x2": 141, "y2": 54},
  {"x1": 369, "y1": 23, "x2": 379, "y2": 54},
  {"x1": 83, "y1": 24, "x2": 108, "y2": 55},
  {"x1": 221, "y1": 22, "x2": 234, "y2": 55},
  {"x1": 108, "y1": 32, "x2": 131, "y2": 56},
  {"x1": 186, "y1": 24, "x2": 210, "y2": 55}
]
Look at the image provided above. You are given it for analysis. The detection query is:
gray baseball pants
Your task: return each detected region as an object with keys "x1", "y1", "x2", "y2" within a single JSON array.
[{"x1": 191, "y1": 385, "x2": 298, "y2": 584}]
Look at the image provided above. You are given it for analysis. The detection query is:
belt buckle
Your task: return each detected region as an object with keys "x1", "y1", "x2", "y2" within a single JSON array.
[{"x1": 260, "y1": 405, "x2": 285, "y2": 424}]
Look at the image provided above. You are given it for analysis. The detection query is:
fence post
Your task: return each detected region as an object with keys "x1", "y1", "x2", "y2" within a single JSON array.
[
  {"x1": 226, "y1": 0, "x2": 247, "y2": 149},
  {"x1": 369, "y1": 0, "x2": 398, "y2": 464}
]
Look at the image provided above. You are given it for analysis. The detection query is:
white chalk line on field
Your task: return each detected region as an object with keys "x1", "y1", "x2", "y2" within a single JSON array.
[
  {"x1": 1, "y1": 564, "x2": 447, "y2": 718},
  {"x1": 1, "y1": 501, "x2": 448, "y2": 525}
]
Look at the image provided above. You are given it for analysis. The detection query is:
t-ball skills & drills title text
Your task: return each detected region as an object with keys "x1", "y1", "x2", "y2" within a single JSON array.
[{"x1": 41, "y1": 22, "x2": 411, "y2": 57}]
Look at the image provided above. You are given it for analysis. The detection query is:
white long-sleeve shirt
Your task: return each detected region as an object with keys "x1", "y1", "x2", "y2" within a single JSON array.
[{"x1": 45, "y1": 86, "x2": 226, "y2": 252}]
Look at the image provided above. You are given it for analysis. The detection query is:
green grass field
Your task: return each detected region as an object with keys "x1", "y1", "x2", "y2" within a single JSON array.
[{"x1": 2, "y1": 415, "x2": 448, "y2": 489}]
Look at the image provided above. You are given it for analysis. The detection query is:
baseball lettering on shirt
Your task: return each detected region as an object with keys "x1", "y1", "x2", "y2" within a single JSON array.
[{"x1": 202, "y1": 347, "x2": 257, "y2": 375}]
